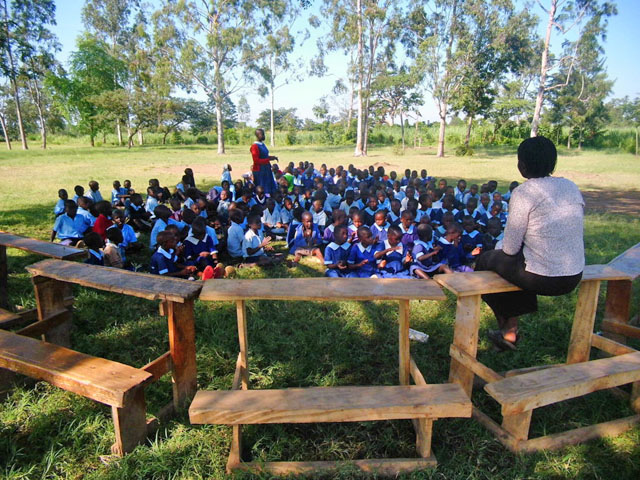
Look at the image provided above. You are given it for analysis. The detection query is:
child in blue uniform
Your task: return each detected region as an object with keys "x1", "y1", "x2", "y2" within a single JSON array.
[
  {"x1": 398, "y1": 210, "x2": 416, "y2": 250},
  {"x1": 51, "y1": 200, "x2": 90, "y2": 245},
  {"x1": 323, "y1": 209, "x2": 347, "y2": 244},
  {"x1": 375, "y1": 226, "x2": 411, "y2": 278},
  {"x1": 290, "y1": 211, "x2": 324, "y2": 263},
  {"x1": 370, "y1": 211, "x2": 390, "y2": 243},
  {"x1": 150, "y1": 231, "x2": 197, "y2": 277},
  {"x1": 324, "y1": 225, "x2": 351, "y2": 278},
  {"x1": 184, "y1": 217, "x2": 220, "y2": 278},
  {"x1": 460, "y1": 216, "x2": 484, "y2": 263},
  {"x1": 387, "y1": 199, "x2": 402, "y2": 227},
  {"x1": 438, "y1": 223, "x2": 473, "y2": 272},
  {"x1": 410, "y1": 224, "x2": 450, "y2": 278},
  {"x1": 54, "y1": 189, "x2": 68, "y2": 216},
  {"x1": 83, "y1": 232, "x2": 104, "y2": 266},
  {"x1": 347, "y1": 226, "x2": 379, "y2": 278}
]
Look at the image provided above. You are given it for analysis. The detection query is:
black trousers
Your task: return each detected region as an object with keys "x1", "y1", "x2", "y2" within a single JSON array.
[{"x1": 474, "y1": 249, "x2": 582, "y2": 319}]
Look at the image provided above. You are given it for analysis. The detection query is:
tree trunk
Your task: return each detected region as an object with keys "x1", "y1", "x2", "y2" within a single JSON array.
[
  {"x1": 635, "y1": 126, "x2": 638, "y2": 156},
  {"x1": 270, "y1": 82, "x2": 275, "y2": 148},
  {"x1": 137, "y1": 129, "x2": 143, "y2": 146},
  {"x1": 116, "y1": 120, "x2": 123, "y2": 146},
  {"x1": 354, "y1": 0, "x2": 366, "y2": 157},
  {"x1": 567, "y1": 131, "x2": 571, "y2": 149},
  {"x1": 2, "y1": 1, "x2": 27, "y2": 150},
  {"x1": 103, "y1": 132, "x2": 106, "y2": 143},
  {"x1": 436, "y1": 102, "x2": 447, "y2": 157},
  {"x1": 90, "y1": 134, "x2": 95, "y2": 147},
  {"x1": 215, "y1": 99, "x2": 225, "y2": 154},
  {"x1": 26, "y1": 77, "x2": 46, "y2": 149},
  {"x1": 578, "y1": 127, "x2": 583, "y2": 150},
  {"x1": 400, "y1": 109, "x2": 405, "y2": 150},
  {"x1": 465, "y1": 115, "x2": 473, "y2": 148},
  {"x1": 531, "y1": 0, "x2": 557, "y2": 137},
  {"x1": 163, "y1": 131, "x2": 169, "y2": 145},
  {"x1": 0, "y1": 113, "x2": 11, "y2": 150},
  {"x1": 414, "y1": 120, "x2": 418, "y2": 148},
  {"x1": 347, "y1": 80, "x2": 354, "y2": 130}
]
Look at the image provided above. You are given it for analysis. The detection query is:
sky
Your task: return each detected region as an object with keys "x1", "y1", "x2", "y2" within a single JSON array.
[{"x1": 52, "y1": 0, "x2": 640, "y2": 124}]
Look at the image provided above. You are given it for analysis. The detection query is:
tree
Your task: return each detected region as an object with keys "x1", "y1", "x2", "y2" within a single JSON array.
[
  {"x1": 618, "y1": 97, "x2": 640, "y2": 156},
  {"x1": 256, "y1": 107, "x2": 301, "y2": 131},
  {"x1": 0, "y1": 82, "x2": 11, "y2": 149},
  {"x1": 0, "y1": 0, "x2": 57, "y2": 150},
  {"x1": 250, "y1": 0, "x2": 307, "y2": 147},
  {"x1": 237, "y1": 95, "x2": 250, "y2": 125},
  {"x1": 317, "y1": 0, "x2": 398, "y2": 156},
  {"x1": 154, "y1": 0, "x2": 260, "y2": 154},
  {"x1": 529, "y1": 0, "x2": 616, "y2": 137}
]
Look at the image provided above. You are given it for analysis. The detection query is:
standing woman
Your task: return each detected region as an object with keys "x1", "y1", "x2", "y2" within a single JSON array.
[
  {"x1": 250, "y1": 128, "x2": 278, "y2": 195},
  {"x1": 475, "y1": 136, "x2": 585, "y2": 351}
]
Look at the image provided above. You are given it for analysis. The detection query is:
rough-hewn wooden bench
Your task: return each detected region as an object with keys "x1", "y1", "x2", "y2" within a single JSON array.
[
  {"x1": 193, "y1": 278, "x2": 472, "y2": 476},
  {"x1": 434, "y1": 264, "x2": 639, "y2": 452},
  {"x1": 0, "y1": 329, "x2": 152, "y2": 455},
  {"x1": 0, "y1": 231, "x2": 85, "y2": 327},
  {"x1": 602, "y1": 242, "x2": 640, "y2": 344},
  {"x1": 23, "y1": 259, "x2": 203, "y2": 413}
]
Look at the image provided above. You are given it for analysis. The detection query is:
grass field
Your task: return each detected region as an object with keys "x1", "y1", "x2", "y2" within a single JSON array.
[{"x1": 0, "y1": 143, "x2": 639, "y2": 479}]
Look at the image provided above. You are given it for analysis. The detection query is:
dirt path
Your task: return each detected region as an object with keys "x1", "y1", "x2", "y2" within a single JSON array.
[{"x1": 582, "y1": 189, "x2": 640, "y2": 216}]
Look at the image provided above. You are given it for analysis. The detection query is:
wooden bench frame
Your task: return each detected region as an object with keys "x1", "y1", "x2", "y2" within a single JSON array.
[
  {"x1": 18, "y1": 260, "x2": 202, "y2": 415},
  {"x1": 0, "y1": 231, "x2": 85, "y2": 327},
  {"x1": 435, "y1": 265, "x2": 640, "y2": 453},
  {"x1": 196, "y1": 278, "x2": 470, "y2": 476}
]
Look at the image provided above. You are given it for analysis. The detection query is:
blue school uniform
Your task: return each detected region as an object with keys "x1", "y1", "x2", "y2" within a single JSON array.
[
  {"x1": 184, "y1": 233, "x2": 218, "y2": 267},
  {"x1": 53, "y1": 213, "x2": 89, "y2": 240},
  {"x1": 290, "y1": 223, "x2": 322, "y2": 254},
  {"x1": 286, "y1": 219, "x2": 301, "y2": 249},
  {"x1": 323, "y1": 224, "x2": 337, "y2": 244},
  {"x1": 347, "y1": 242, "x2": 378, "y2": 278},
  {"x1": 484, "y1": 232, "x2": 504, "y2": 250},
  {"x1": 150, "y1": 247, "x2": 179, "y2": 275},
  {"x1": 370, "y1": 223, "x2": 389, "y2": 243},
  {"x1": 85, "y1": 249, "x2": 104, "y2": 266},
  {"x1": 461, "y1": 230, "x2": 484, "y2": 261},
  {"x1": 377, "y1": 199, "x2": 391, "y2": 212},
  {"x1": 387, "y1": 211, "x2": 401, "y2": 227},
  {"x1": 347, "y1": 224, "x2": 359, "y2": 243},
  {"x1": 89, "y1": 190, "x2": 103, "y2": 204},
  {"x1": 77, "y1": 207, "x2": 96, "y2": 227},
  {"x1": 377, "y1": 240, "x2": 409, "y2": 277},
  {"x1": 438, "y1": 237, "x2": 467, "y2": 270},
  {"x1": 324, "y1": 242, "x2": 351, "y2": 277},
  {"x1": 398, "y1": 224, "x2": 416, "y2": 250},
  {"x1": 410, "y1": 240, "x2": 443, "y2": 277},
  {"x1": 416, "y1": 208, "x2": 437, "y2": 224},
  {"x1": 111, "y1": 187, "x2": 128, "y2": 205},
  {"x1": 456, "y1": 208, "x2": 482, "y2": 223},
  {"x1": 54, "y1": 199, "x2": 65, "y2": 216},
  {"x1": 150, "y1": 218, "x2": 168, "y2": 249},
  {"x1": 362, "y1": 207, "x2": 377, "y2": 226}
]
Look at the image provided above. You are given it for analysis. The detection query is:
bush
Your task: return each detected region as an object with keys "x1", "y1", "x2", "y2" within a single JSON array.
[
  {"x1": 285, "y1": 130, "x2": 297, "y2": 145},
  {"x1": 454, "y1": 144, "x2": 474, "y2": 156},
  {"x1": 224, "y1": 128, "x2": 239, "y2": 145},
  {"x1": 171, "y1": 131, "x2": 184, "y2": 144},
  {"x1": 195, "y1": 135, "x2": 209, "y2": 144}
]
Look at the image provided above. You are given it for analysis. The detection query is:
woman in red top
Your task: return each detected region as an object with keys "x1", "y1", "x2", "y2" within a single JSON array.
[{"x1": 250, "y1": 129, "x2": 278, "y2": 195}]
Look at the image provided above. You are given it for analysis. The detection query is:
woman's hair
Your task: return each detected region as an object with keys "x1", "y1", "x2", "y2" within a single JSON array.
[{"x1": 517, "y1": 136, "x2": 557, "y2": 178}]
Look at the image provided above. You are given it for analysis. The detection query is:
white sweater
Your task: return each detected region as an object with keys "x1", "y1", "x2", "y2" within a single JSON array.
[{"x1": 502, "y1": 176, "x2": 584, "y2": 277}]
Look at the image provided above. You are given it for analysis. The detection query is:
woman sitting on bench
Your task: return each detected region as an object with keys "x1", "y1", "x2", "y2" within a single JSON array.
[{"x1": 475, "y1": 136, "x2": 584, "y2": 351}]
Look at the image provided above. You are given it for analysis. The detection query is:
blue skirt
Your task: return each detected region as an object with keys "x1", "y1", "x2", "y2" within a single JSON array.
[{"x1": 255, "y1": 163, "x2": 276, "y2": 195}]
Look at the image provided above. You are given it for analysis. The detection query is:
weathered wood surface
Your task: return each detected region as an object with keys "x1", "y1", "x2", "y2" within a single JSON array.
[
  {"x1": 26, "y1": 259, "x2": 202, "y2": 303},
  {"x1": 0, "y1": 308, "x2": 20, "y2": 325},
  {"x1": 601, "y1": 320, "x2": 640, "y2": 340},
  {"x1": 232, "y1": 457, "x2": 438, "y2": 476},
  {"x1": 167, "y1": 300, "x2": 197, "y2": 408},
  {"x1": 591, "y1": 333, "x2": 637, "y2": 356},
  {"x1": 607, "y1": 242, "x2": 640, "y2": 280},
  {"x1": 581, "y1": 264, "x2": 633, "y2": 282},
  {"x1": 0, "y1": 330, "x2": 152, "y2": 408},
  {"x1": 189, "y1": 384, "x2": 471, "y2": 425},
  {"x1": 111, "y1": 387, "x2": 148, "y2": 456},
  {"x1": 0, "y1": 232, "x2": 86, "y2": 260},
  {"x1": 449, "y1": 344, "x2": 503, "y2": 384},
  {"x1": 448, "y1": 295, "x2": 482, "y2": 397},
  {"x1": 434, "y1": 271, "x2": 521, "y2": 297},
  {"x1": 485, "y1": 351, "x2": 640, "y2": 415},
  {"x1": 199, "y1": 277, "x2": 445, "y2": 302},
  {"x1": 566, "y1": 280, "x2": 601, "y2": 364}
]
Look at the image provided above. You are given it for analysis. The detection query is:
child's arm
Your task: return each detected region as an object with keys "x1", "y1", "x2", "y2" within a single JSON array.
[{"x1": 246, "y1": 236, "x2": 271, "y2": 256}]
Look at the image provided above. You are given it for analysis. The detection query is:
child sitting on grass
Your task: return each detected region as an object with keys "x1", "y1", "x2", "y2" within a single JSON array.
[
  {"x1": 84, "y1": 231, "x2": 104, "y2": 266},
  {"x1": 438, "y1": 223, "x2": 473, "y2": 272},
  {"x1": 54, "y1": 189, "x2": 68, "y2": 216},
  {"x1": 375, "y1": 226, "x2": 411, "y2": 278},
  {"x1": 103, "y1": 227, "x2": 124, "y2": 268},
  {"x1": 290, "y1": 211, "x2": 324, "y2": 263},
  {"x1": 324, "y1": 224, "x2": 351, "y2": 277},
  {"x1": 410, "y1": 224, "x2": 449, "y2": 278},
  {"x1": 184, "y1": 217, "x2": 223, "y2": 279},
  {"x1": 150, "y1": 231, "x2": 197, "y2": 278},
  {"x1": 370, "y1": 210, "x2": 390, "y2": 243},
  {"x1": 51, "y1": 200, "x2": 89, "y2": 246},
  {"x1": 347, "y1": 226, "x2": 379, "y2": 278},
  {"x1": 242, "y1": 215, "x2": 281, "y2": 266}
]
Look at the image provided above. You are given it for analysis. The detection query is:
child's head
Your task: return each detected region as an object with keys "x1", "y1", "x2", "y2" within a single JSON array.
[
  {"x1": 480, "y1": 193, "x2": 490, "y2": 208},
  {"x1": 182, "y1": 208, "x2": 196, "y2": 225},
  {"x1": 488, "y1": 180, "x2": 498, "y2": 192},
  {"x1": 376, "y1": 191, "x2": 386, "y2": 203},
  {"x1": 190, "y1": 203, "x2": 201, "y2": 216},
  {"x1": 157, "y1": 230, "x2": 177, "y2": 250},
  {"x1": 154, "y1": 205, "x2": 172, "y2": 221},
  {"x1": 387, "y1": 225, "x2": 402, "y2": 245},
  {"x1": 357, "y1": 226, "x2": 374, "y2": 247},
  {"x1": 351, "y1": 212, "x2": 364, "y2": 229},
  {"x1": 113, "y1": 180, "x2": 121, "y2": 189},
  {"x1": 345, "y1": 190, "x2": 355, "y2": 201},
  {"x1": 390, "y1": 199, "x2": 401, "y2": 214},
  {"x1": 404, "y1": 168, "x2": 411, "y2": 178},
  {"x1": 332, "y1": 209, "x2": 346, "y2": 225},
  {"x1": 89, "y1": 180, "x2": 100, "y2": 192},
  {"x1": 94, "y1": 201, "x2": 112, "y2": 217},
  {"x1": 131, "y1": 193, "x2": 143, "y2": 206},
  {"x1": 438, "y1": 179, "x2": 447, "y2": 190},
  {"x1": 509, "y1": 181, "x2": 519, "y2": 192},
  {"x1": 462, "y1": 216, "x2": 476, "y2": 233},
  {"x1": 219, "y1": 189, "x2": 229, "y2": 201},
  {"x1": 229, "y1": 208, "x2": 244, "y2": 225},
  {"x1": 418, "y1": 193, "x2": 431, "y2": 209},
  {"x1": 466, "y1": 197, "x2": 478, "y2": 211},
  {"x1": 367, "y1": 195, "x2": 378, "y2": 210},
  {"x1": 106, "y1": 226, "x2": 123, "y2": 244},
  {"x1": 334, "y1": 224, "x2": 348, "y2": 245},
  {"x1": 416, "y1": 223, "x2": 433, "y2": 242},
  {"x1": 442, "y1": 194, "x2": 455, "y2": 211},
  {"x1": 74, "y1": 185, "x2": 84, "y2": 196},
  {"x1": 247, "y1": 214, "x2": 262, "y2": 232},
  {"x1": 469, "y1": 184, "x2": 478, "y2": 195},
  {"x1": 374, "y1": 210, "x2": 386, "y2": 226},
  {"x1": 405, "y1": 186, "x2": 415, "y2": 199},
  {"x1": 112, "y1": 209, "x2": 125, "y2": 226},
  {"x1": 486, "y1": 217, "x2": 502, "y2": 237},
  {"x1": 457, "y1": 179, "x2": 466, "y2": 191},
  {"x1": 58, "y1": 189, "x2": 68, "y2": 200},
  {"x1": 492, "y1": 192, "x2": 503, "y2": 204},
  {"x1": 441, "y1": 212, "x2": 455, "y2": 229},
  {"x1": 124, "y1": 180, "x2": 131, "y2": 189},
  {"x1": 84, "y1": 231, "x2": 104, "y2": 250},
  {"x1": 65, "y1": 200, "x2": 78, "y2": 216},
  {"x1": 170, "y1": 197, "x2": 181, "y2": 212},
  {"x1": 445, "y1": 222, "x2": 462, "y2": 242},
  {"x1": 312, "y1": 199, "x2": 324, "y2": 213},
  {"x1": 407, "y1": 198, "x2": 419, "y2": 213},
  {"x1": 490, "y1": 202, "x2": 503, "y2": 216},
  {"x1": 191, "y1": 217, "x2": 207, "y2": 239},
  {"x1": 255, "y1": 185, "x2": 265, "y2": 198},
  {"x1": 301, "y1": 211, "x2": 313, "y2": 229},
  {"x1": 420, "y1": 169, "x2": 428, "y2": 179},
  {"x1": 400, "y1": 210, "x2": 414, "y2": 228}
]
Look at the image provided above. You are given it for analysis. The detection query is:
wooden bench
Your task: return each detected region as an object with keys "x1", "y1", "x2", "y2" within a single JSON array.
[
  {"x1": 435, "y1": 264, "x2": 640, "y2": 452},
  {"x1": 0, "y1": 231, "x2": 85, "y2": 327},
  {"x1": 23, "y1": 259, "x2": 203, "y2": 413},
  {"x1": 602, "y1": 243, "x2": 640, "y2": 344},
  {"x1": 0, "y1": 329, "x2": 152, "y2": 455},
  {"x1": 194, "y1": 277, "x2": 472, "y2": 476}
]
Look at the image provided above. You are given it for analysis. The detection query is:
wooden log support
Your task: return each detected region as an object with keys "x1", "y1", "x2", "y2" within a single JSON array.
[
  {"x1": 471, "y1": 407, "x2": 520, "y2": 452},
  {"x1": 236, "y1": 300, "x2": 249, "y2": 390},
  {"x1": 32, "y1": 276, "x2": 72, "y2": 347},
  {"x1": 111, "y1": 387, "x2": 148, "y2": 456},
  {"x1": 232, "y1": 458, "x2": 437, "y2": 476},
  {"x1": 0, "y1": 245, "x2": 8, "y2": 309},
  {"x1": 601, "y1": 320, "x2": 640, "y2": 340},
  {"x1": 449, "y1": 344, "x2": 503, "y2": 384},
  {"x1": 398, "y1": 300, "x2": 410, "y2": 386},
  {"x1": 167, "y1": 300, "x2": 197, "y2": 409},
  {"x1": 631, "y1": 382, "x2": 640, "y2": 414},
  {"x1": 501, "y1": 411, "x2": 532, "y2": 442},
  {"x1": 591, "y1": 333, "x2": 636, "y2": 356},
  {"x1": 410, "y1": 357, "x2": 427, "y2": 386},
  {"x1": 566, "y1": 280, "x2": 601, "y2": 365},
  {"x1": 142, "y1": 352, "x2": 173, "y2": 382},
  {"x1": 603, "y1": 280, "x2": 633, "y2": 344},
  {"x1": 448, "y1": 295, "x2": 482, "y2": 397}
]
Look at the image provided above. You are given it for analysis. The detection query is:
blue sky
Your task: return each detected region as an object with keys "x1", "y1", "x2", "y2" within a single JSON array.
[{"x1": 52, "y1": 0, "x2": 640, "y2": 124}]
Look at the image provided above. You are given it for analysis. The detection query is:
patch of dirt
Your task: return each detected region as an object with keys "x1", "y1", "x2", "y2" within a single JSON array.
[{"x1": 582, "y1": 189, "x2": 640, "y2": 216}]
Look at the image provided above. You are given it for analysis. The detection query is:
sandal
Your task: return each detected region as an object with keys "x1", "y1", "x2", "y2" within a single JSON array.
[{"x1": 487, "y1": 329, "x2": 517, "y2": 352}]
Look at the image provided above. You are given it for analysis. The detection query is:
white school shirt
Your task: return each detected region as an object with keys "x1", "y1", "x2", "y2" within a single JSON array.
[
  {"x1": 313, "y1": 210, "x2": 328, "y2": 227},
  {"x1": 262, "y1": 207, "x2": 281, "y2": 227},
  {"x1": 242, "y1": 229, "x2": 264, "y2": 258},
  {"x1": 227, "y1": 221, "x2": 245, "y2": 258}
]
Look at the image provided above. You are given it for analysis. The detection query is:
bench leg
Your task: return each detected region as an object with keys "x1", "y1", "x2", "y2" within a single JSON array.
[
  {"x1": 111, "y1": 387, "x2": 148, "y2": 456},
  {"x1": 0, "y1": 246, "x2": 7, "y2": 309},
  {"x1": 603, "y1": 280, "x2": 633, "y2": 344},
  {"x1": 415, "y1": 418, "x2": 433, "y2": 458},
  {"x1": 448, "y1": 295, "x2": 481, "y2": 397},
  {"x1": 632, "y1": 382, "x2": 640, "y2": 414},
  {"x1": 32, "y1": 276, "x2": 73, "y2": 348},
  {"x1": 502, "y1": 411, "x2": 532, "y2": 442},
  {"x1": 167, "y1": 300, "x2": 197, "y2": 409},
  {"x1": 399, "y1": 300, "x2": 410, "y2": 386},
  {"x1": 567, "y1": 280, "x2": 601, "y2": 365}
]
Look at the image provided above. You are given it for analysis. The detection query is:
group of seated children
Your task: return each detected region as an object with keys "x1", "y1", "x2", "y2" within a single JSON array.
[{"x1": 52, "y1": 163, "x2": 515, "y2": 280}]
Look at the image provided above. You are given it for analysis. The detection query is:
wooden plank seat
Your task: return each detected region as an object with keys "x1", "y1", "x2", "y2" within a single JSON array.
[
  {"x1": 0, "y1": 329, "x2": 152, "y2": 455},
  {"x1": 190, "y1": 384, "x2": 471, "y2": 425},
  {"x1": 0, "y1": 232, "x2": 87, "y2": 260},
  {"x1": 0, "y1": 308, "x2": 20, "y2": 327},
  {"x1": 435, "y1": 264, "x2": 640, "y2": 453}
]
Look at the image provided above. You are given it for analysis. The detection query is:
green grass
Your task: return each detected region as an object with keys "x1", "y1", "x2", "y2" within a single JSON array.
[{"x1": 1, "y1": 145, "x2": 639, "y2": 479}]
